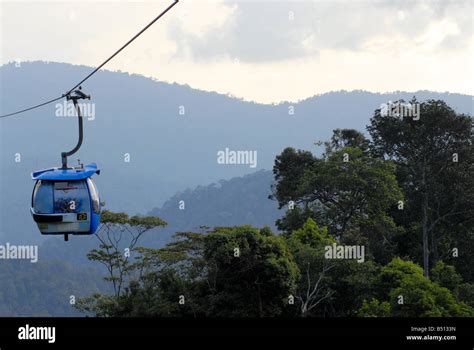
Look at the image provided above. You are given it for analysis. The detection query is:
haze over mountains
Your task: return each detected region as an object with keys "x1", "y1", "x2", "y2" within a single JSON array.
[
  {"x1": 0, "y1": 170, "x2": 280, "y2": 316},
  {"x1": 0, "y1": 61, "x2": 472, "y2": 245},
  {"x1": 0, "y1": 61, "x2": 473, "y2": 316}
]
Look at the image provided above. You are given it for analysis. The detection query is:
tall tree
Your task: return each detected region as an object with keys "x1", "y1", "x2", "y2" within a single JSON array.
[
  {"x1": 78, "y1": 225, "x2": 300, "y2": 317},
  {"x1": 197, "y1": 226, "x2": 299, "y2": 317},
  {"x1": 286, "y1": 218, "x2": 336, "y2": 317},
  {"x1": 76, "y1": 211, "x2": 166, "y2": 315},
  {"x1": 272, "y1": 129, "x2": 403, "y2": 262},
  {"x1": 374, "y1": 258, "x2": 473, "y2": 317},
  {"x1": 368, "y1": 99, "x2": 474, "y2": 277}
]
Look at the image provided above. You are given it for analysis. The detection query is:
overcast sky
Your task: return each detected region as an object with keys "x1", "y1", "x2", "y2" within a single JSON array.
[{"x1": 0, "y1": 0, "x2": 473, "y2": 103}]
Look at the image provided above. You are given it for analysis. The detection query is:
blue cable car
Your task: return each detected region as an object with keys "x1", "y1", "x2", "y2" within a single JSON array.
[
  {"x1": 31, "y1": 163, "x2": 101, "y2": 241},
  {"x1": 30, "y1": 88, "x2": 101, "y2": 241}
]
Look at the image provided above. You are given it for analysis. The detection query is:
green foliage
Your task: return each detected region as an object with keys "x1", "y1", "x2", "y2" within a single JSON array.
[
  {"x1": 431, "y1": 261, "x2": 463, "y2": 293},
  {"x1": 80, "y1": 224, "x2": 473, "y2": 318},
  {"x1": 200, "y1": 226, "x2": 299, "y2": 317},
  {"x1": 80, "y1": 225, "x2": 300, "y2": 317},
  {"x1": 374, "y1": 258, "x2": 473, "y2": 317},
  {"x1": 76, "y1": 293, "x2": 120, "y2": 317},
  {"x1": 390, "y1": 274, "x2": 473, "y2": 317},
  {"x1": 271, "y1": 147, "x2": 316, "y2": 209},
  {"x1": 76, "y1": 211, "x2": 168, "y2": 313},
  {"x1": 74, "y1": 99, "x2": 474, "y2": 318},
  {"x1": 368, "y1": 99, "x2": 474, "y2": 277},
  {"x1": 102, "y1": 210, "x2": 167, "y2": 228},
  {"x1": 357, "y1": 299, "x2": 391, "y2": 317},
  {"x1": 457, "y1": 283, "x2": 474, "y2": 308},
  {"x1": 329, "y1": 260, "x2": 381, "y2": 316},
  {"x1": 4, "y1": 98, "x2": 474, "y2": 318},
  {"x1": 277, "y1": 206, "x2": 313, "y2": 236},
  {"x1": 376, "y1": 257, "x2": 424, "y2": 299},
  {"x1": 285, "y1": 219, "x2": 335, "y2": 316},
  {"x1": 284, "y1": 219, "x2": 382, "y2": 317},
  {"x1": 326, "y1": 128, "x2": 370, "y2": 154},
  {"x1": 272, "y1": 129, "x2": 403, "y2": 264},
  {"x1": 290, "y1": 218, "x2": 334, "y2": 248},
  {"x1": 301, "y1": 147, "x2": 402, "y2": 237}
]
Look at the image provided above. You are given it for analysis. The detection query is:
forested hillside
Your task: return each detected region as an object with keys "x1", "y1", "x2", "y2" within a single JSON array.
[
  {"x1": 76, "y1": 99, "x2": 474, "y2": 318},
  {"x1": 0, "y1": 170, "x2": 281, "y2": 315},
  {"x1": 0, "y1": 260, "x2": 107, "y2": 316},
  {"x1": 1, "y1": 62, "x2": 472, "y2": 244}
]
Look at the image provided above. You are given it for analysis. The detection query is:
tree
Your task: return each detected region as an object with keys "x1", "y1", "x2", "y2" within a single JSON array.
[
  {"x1": 78, "y1": 225, "x2": 300, "y2": 317},
  {"x1": 368, "y1": 99, "x2": 474, "y2": 277},
  {"x1": 324, "y1": 128, "x2": 370, "y2": 154},
  {"x1": 357, "y1": 299, "x2": 391, "y2": 317},
  {"x1": 328, "y1": 259, "x2": 381, "y2": 316},
  {"x1": 76, "y1": 210, "x2": 166, "y2": 315},
  {"x1": 431, "y1": 261, "x2": 463, "y2": 293},
  {"x1": 285, "y1": 218, "x2": 383, "y2": 317},
  {"x1": 375, "y1": 258, "x2": 473, "y2": 317},
  {"x1": 270, "y1": 147, "x2": 315, "y2": 216},
  {"x1": 272, "y1": 129, "x2": 403, "y2": 262},
  {"x1": 376, "y1": 257, "x2": 424, "y2": 300},
  {"x1": 457, "y1": 283, "x2": 474, "y2": 308},
  {"x1": 196, "y1": 226, "x2": 300, "y2": 317},
  {"x1": 390, "y1": 274, "x2": 472, "y2": 317},
  {"x1": 286, "y1": 218, "x2": 336, "y2": 317}
]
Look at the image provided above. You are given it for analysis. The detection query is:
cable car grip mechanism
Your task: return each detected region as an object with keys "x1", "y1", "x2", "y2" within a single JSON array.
[{"x1": 61, "y1": 87, "x2": 90, "y2": 169}]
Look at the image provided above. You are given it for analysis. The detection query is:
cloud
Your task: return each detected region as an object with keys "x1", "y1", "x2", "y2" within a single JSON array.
[
  {"x1": 1, "y1": 0, "x2": 472, "y2": 103},
  {"x1": 168, "y1": 1, "x2": 321, "y2": 62},
  {"x1": 167, "y1": 0, "x2": 473, "y2": 62}
]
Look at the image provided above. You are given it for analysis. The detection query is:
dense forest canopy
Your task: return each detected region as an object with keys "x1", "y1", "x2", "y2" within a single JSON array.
[{"x1": 76, "y1": 99, "x2": 474, "y2": 317}]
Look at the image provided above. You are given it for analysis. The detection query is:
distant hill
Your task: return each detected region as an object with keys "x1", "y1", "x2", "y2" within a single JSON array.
[
  {"x1": 0, "y1": 169, "x2": 281, "y2": 316},
  {"x1": 143, "y1": 169, "x2": 281, "y2": 245},
  {"x1": 1, "y1": 61, "x2": 472, "y2": 244},
  {"x1": 0, "y1": 260, "x2": 107, "y2": 316},
  {"x1": 1, "y1": 61, "x2": 473, "y2": 316},
  {"x1": 39, "y1": 169, "x2": 282, "y2": 264}
]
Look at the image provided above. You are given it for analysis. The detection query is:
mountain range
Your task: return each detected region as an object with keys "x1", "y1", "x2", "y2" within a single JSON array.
[
  {"x1": 1, "y1": 61, "x2": 472, "y2": 245},
  {"x1": 1, "y1": 61, "x2": 473, "y2": 315}
]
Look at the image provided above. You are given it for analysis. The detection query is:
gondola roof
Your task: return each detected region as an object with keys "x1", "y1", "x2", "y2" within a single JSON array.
[{"x1": 32, "y1": 163, "x2": 100, "y2": 181}]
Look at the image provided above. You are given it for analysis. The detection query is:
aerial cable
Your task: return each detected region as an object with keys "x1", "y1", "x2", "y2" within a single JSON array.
[
  {"x1": 0, "y1": 0, "x2": 179, "y2": 119},
  {"x1": 0, "y1": 96, "x2": 64, "y2": 118}
]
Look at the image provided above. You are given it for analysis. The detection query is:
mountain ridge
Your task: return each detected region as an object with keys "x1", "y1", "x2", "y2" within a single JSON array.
[
  {"x1": 1, "y1": 61, "x2": 472, "y2": 244},
  {"x1": 2, "y1": 60, "x2": 472, "y2": 106}
]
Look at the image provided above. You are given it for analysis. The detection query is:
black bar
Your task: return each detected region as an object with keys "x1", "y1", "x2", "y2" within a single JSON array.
[
  {"x1": 0, "y1": 317, "x2": 472, "y2": 346},
  {"x1": 32, "y1": 214, "x2": 63, "y2": 223}
]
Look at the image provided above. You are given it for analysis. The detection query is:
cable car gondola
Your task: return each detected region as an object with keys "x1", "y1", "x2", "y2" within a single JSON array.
[
  {"x1": 30, "y1": 89, "x2": 101, "y2": 241},
  {"x1": 2, "y1": 2, "x2": 181, "y2": 241}
]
